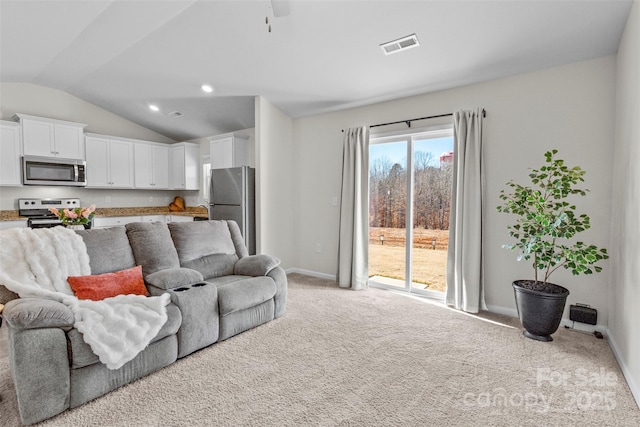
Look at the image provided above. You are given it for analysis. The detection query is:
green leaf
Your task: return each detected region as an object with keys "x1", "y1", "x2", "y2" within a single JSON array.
[{"x1": 496, "y1": 150, "x2": 607, "y2": 281}]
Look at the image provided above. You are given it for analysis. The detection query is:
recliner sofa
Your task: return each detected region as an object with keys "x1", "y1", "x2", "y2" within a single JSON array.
[{"x1": 0, "y1": 220, "x2": 287, "y2": 425}]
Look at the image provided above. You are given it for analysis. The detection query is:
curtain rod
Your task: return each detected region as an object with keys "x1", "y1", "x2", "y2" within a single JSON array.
[{"x1": 341, "y1": 109, "x2": 486, "y2": 132}]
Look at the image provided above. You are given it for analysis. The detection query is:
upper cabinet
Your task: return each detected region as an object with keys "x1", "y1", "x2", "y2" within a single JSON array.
[
  {"x1": 134, "y1": 142, "x2": 169, "y2": 189},
  {"x1": 85, "y1": 134, "x2": 134, "y2": 188},
  {"x1": 14, "y1": 114, "x2": 86, "y2": 159},
  {"x1": 170, "y1": 142, "x2": 200, "y2": 190},
  {"x1": 0, "y1": 121, "x2": 23, "y2": 186},
  {"x1": 208, "y1": 133, "x2": 249, "y2": 169}
]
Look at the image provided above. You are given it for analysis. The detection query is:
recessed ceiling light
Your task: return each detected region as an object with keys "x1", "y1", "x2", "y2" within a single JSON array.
[
  {"x1": 380, "y1": 34, "x2": 420, "y2": 55},
  {"x1": 201, "y1": 84, "x2": 213, "y2": 93},
  {"x1": 149, "y1": 104, "x2": 159, "y2": 112}
]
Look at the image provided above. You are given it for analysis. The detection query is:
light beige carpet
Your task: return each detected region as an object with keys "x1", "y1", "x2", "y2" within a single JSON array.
[{"x1": 1, "y1": 273, "x2": 639, "y2": 426}]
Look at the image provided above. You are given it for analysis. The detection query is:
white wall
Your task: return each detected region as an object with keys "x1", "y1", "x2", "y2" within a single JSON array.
[
  {"x1": 294, "y1": 56, "x2": 616, "y2": 324},
  {"x1": 0, "y1": 83, "x2": 193, "y2": 210},
  {"x1": 609, "y1": 1, "x2": 640, "y2": 406},
  {"x1": 0, "y1": 83, "x2": 174, "y2": 142},
  {"x1": 255, "y1": 97, "x2": 296, "y2": 268},
  {"x1": 0, "y1": 186, "x2": 181, "y2": 211}
]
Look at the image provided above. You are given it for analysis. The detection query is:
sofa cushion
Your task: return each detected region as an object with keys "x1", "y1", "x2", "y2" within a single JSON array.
[
  {"x1": 210, "y1": 276, "x2": 277, "y2": 316},
  {"x1": 145, "y1": 268, "x2": 204, "y2": 290},
  {"x1": 168, "y1": 221, "x2": 239, "y2": 278},
  {"x1": 68, "y1": 303, "x2": 182, "y2": 369},
  {"x1": 76, "y1": 226, "x2": 136, "y2": 275},
  {"x1": 183, "y1": 253, "x2": 238, "y2": 279},
  {"x1": 67, "y1": 266, "x2": 148, "y2": 301},
  {"x1": 126, "y1": 222, "x2": 180, "y2": 278},
  {"x1": 168, "y1": 220, "x2": 236, "y2": 260}
]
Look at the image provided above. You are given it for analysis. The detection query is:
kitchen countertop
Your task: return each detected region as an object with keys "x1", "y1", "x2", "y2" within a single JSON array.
[{"x1": 0, "y1": 206, "x2": 208, "y2": 222}]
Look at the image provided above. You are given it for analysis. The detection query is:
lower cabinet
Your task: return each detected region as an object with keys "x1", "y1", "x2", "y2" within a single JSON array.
[
  {"x1": 93, "y1": 215, "x2": 196, "y2": 228},
  {"x1": 92, "y1": 216, "x2": 143, "y2": 229},
  {"x1": 141, "y1": 215, "x2": 166, "y2": 223},
  {"x1": 166, "y1": 215, "x2": 194, "y2": 223},
  {"x1": 0, "y1": 220, "x2": 27, "y2": 230}
]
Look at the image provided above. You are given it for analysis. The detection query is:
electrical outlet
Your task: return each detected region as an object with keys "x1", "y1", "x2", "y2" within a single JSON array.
[
  {"x1": 149, "y1": 196, "x2": 154, "y2": 203},
  {"x1": 332, "y1": 196, "x2": 338, "y2": 206},
  {"x1": 315, "y1": 243, "x2": 321, "y2": 253},
  {"x1": 165, "y1": 197, "x2": 170, "y2": 202},
  {"x1": 104, "y1": 196, "x2": 111, "y2": 203}
]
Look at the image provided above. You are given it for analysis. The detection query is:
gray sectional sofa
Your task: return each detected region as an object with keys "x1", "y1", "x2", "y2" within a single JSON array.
[{"x1": 0, "y1": 220, "x2": 287, "y2": 425}]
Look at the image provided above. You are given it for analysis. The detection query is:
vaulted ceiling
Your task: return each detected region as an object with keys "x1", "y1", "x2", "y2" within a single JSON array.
[{"x1": 0, "y1": 0, "x2": 633, "y2": 141}]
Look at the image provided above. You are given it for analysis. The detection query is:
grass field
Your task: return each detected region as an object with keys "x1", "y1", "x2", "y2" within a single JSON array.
[{"x1": 369, "y1": 227, "x2": 449, "y2": 293}]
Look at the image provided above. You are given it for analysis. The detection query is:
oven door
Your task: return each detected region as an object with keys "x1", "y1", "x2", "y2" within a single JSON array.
[
  {"x1": 27, "y1": 218, "x2": 63, "y2": 229},
  {"x1": 27, "y1": 219, "x2": 92, "y2": 229}
]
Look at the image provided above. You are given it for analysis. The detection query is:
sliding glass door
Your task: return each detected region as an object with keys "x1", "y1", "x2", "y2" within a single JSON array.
[
  {"x1": 368, "y1": 126, "x2": 453, "y2": 297},
  {"x1": 369, "y1": 139, "x2": 408, "y2": 287}
]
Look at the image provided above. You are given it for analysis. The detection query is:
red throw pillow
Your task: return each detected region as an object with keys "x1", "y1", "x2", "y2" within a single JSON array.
[{"x1": 67, "y1": 265, "x2": 148, "y2": 301}]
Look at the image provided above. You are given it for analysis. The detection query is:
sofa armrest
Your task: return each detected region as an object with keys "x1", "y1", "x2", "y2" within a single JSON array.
[
  {"x1": 145, "y1": 267, "x2": 204, "y2": 290},
  {"x1": 268, "y1": 266, "x2": 287, "y2": 318},
  {"x1": 234, "y1": 255, "x2": 281, "y2": 277},
  {"x1": 3, "y1": 298, "x2": 74, "y2": 332}
]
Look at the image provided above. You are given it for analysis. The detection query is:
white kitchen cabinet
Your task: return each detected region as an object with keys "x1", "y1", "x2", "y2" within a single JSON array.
[
  {"x1": 134, "y1": 142, "x2": 169, "y2": 189},
  {"x1": 141, "y1": 215, "x2": 166, "y2": 223},
  {"x1": 0, "y1": 121, "x2": 22, "y2": 186},
  {"x1": 85, "y1": 134, "x2": 134, "y2": 188},
  {"x1": 15, "y1": 114, "x2": 86, "y2": 159},
  {"x1": 166, "y1": 215, "x2": 195, "y2": 223},
  {"x1": 0, "y1": 220, "x2": 27, "y2": 230},
  {"x1": 170, "y1": 142, "x2": 200, "y2": 190},
  {"x1": 208, "y1": 133, "x2": 249, "y2": 169},
  {"x1": 92, "y1": 216, "x2": 142, "y2": 229}
]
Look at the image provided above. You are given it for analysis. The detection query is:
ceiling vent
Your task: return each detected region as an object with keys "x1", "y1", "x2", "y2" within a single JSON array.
[
  {"x1": 168, "y1": 111, "x2": 184, "y2": 118},
  {"x1": 380, "y1": 34, "x2": 420, "y2": 55}
]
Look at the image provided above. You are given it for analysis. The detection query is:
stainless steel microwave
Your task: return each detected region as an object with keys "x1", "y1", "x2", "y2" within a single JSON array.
[{"x1": 22, "y1": 156, "x2": 87, "y2": 187}]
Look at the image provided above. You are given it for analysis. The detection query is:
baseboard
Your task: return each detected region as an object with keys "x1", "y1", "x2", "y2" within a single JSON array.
[
  {"x1": 605, "y1": 330, "x2": 640, "y2": 409},
  {"x1": 485, "y1": 304, "x2": 608, "y2": 334},
  {"x1": 487, "y1": 304, "x2": 638, "y2": 409},
  {"x1": 285, "y1": 268, "x2": 336, "y2": 282},
  {"x1": 486, "y1": 304, "x2": 518, "y2": 319}
]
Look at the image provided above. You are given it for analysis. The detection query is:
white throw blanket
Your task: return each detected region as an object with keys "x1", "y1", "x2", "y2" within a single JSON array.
[{"x1": 0, "y1": 227, "x2": 170, "y2": 370}]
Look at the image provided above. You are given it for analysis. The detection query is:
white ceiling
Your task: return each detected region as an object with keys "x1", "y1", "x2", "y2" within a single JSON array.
[{"x1": 0, "y1": 0, "x2": 633, "y2": 141}]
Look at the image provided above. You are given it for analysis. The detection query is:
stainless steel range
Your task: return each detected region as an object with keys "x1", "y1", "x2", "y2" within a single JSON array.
[{"x1": 19, "y1": 198, "x2": 90, "y2": 229}]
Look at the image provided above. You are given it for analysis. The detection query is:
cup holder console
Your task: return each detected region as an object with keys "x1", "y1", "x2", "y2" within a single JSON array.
[
  {"x1": 166, "y1": 281, "x2": 218, "y2": 357},
  {"x1": 172, "y1": 283, "x2": 208, "y2": 292}
]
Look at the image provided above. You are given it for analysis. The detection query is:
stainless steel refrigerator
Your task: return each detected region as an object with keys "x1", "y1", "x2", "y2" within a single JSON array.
[{"x1": 209, "y1": 166, "x2": 256, "y2": 255}]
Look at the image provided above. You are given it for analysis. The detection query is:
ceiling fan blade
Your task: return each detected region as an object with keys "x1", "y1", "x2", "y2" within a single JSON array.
[{"x1": 271, "y1": 0, "x2": 290, "y2": 17}]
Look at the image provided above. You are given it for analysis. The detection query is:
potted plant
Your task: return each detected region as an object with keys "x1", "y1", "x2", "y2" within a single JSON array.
[
  {"x1": 497, "y1": 150, "x2": 608, "y2": 341},
  {"x1": 49, "y1": 205, "x2": 96, "y2": 230}
]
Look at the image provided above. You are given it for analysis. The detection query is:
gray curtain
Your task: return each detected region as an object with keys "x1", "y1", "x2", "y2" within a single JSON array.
[
  {"x1": 337, "y1": 126, "x2": 369, "y2": 290},
  {"x1": 446, "y1": 108, "x2": 486, "y2": 313}
]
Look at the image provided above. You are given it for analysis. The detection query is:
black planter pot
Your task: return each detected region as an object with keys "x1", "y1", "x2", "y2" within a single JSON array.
[{"x1": 513, "y1": 280, "x2": 570, "y2": 342}]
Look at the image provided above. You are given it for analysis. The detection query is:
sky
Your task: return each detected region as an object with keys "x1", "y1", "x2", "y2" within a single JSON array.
[{"x1": 370, "y1": 136, "x2": 453, "y2": 168}]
